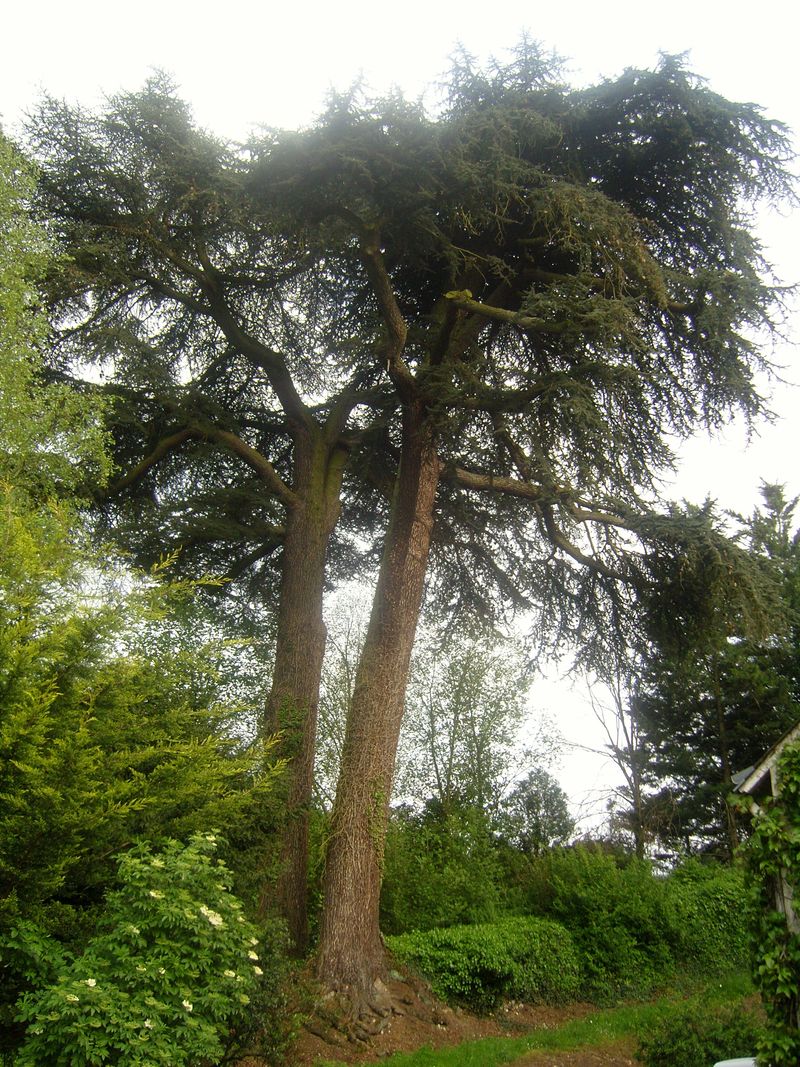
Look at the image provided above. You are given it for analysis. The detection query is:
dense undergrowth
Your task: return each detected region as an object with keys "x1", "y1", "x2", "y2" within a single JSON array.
[{"x1": 385, "y1": 846, "x2": 748, "y2": 1009}]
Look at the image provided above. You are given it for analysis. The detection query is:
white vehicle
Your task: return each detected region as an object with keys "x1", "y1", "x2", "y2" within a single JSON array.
[{"x1": 712, "y1": 1059, "x2": 756, "y2": 1066}]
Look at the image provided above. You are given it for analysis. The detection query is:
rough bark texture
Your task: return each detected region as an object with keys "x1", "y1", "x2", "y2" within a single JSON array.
[
  {"x1": 265, "y1": 431, "x2": 346, "y2": 954},
  {"x1": 317, "y1": 407, "x2": 440, "y2": 993}
]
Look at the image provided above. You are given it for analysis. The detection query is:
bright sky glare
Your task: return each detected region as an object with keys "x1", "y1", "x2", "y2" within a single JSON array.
[{"x1": 3, "y1": 0, "x2": 798, "y2": 826}]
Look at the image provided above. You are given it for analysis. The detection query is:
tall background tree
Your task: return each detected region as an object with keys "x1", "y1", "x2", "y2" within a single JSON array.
[{"x1": 632, "y1": 486, "x2": 800, "y2": 858}]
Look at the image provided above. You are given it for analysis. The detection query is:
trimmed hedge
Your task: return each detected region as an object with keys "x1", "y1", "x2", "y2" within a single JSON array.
[{"x1": 387, "y1": 915, "x2": 581, "y2": 1011}]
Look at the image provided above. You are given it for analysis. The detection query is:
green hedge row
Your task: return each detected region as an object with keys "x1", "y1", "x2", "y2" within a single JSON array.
[
  {"x1": 387, "y1": 915, "x2": 581, "y2": 1011},
  {"x1": 386, "y1": 856, "x2": 750, "y2": 1010}
]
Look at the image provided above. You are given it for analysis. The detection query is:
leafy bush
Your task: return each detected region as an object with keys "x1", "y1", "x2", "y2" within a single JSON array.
[
  {"x1": 9, "y1": 834, "x2": 284, "y2": 1066},
  {"x1": 664, "y1": 860, "x2": 750, "y2": 972},
  {"x1": 387, "y1": 916, "x2": 580, "y2": 1011},
  {"x1": 520, "y1": 846, "x2": 749, "y2": 998},
  {"x1": 380, "y1": 805, "x2": 509, "y2": 935},
  {"x1": 636, "y1": 1000, "x2": 764, "y2": 1067},
  {"x1": 523, "y1": 847, "x2": 675, "y2": 997}
]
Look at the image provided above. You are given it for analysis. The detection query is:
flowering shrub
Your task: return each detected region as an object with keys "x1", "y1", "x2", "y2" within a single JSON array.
[{"x1": 13, "y1": 834, "x2": 266, "y2": 1065}]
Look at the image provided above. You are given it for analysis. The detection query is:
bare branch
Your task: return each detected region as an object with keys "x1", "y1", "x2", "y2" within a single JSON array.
[
  {"x1": 107, "y1": 424, "x2": 299, "y2": 511},
  {"x1": 200, "y1": 426, "x2": 300, "y2": 509},
  {"x1": 444, "y1": 290, "x2": 565, "y2": 334}
]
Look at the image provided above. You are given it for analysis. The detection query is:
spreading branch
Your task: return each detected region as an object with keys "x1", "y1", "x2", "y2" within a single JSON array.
[{"x1": 107, "y1": 425, "x2": 299, "y2": 511}]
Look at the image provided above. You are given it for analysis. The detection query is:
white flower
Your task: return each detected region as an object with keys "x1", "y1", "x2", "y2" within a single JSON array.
[
  {"x1": 253, "y1": 965, "x2": 263, "y2": 976},
  {"x1": 236, "y1": 915, "x2": 245, "y2": 923},
  {"x1": 84, "y1": 978, "x2": 97, "y2": 987},
  {"x1": 136, "y1": 965, "x2": 147, "y2": 973},
  {"x1": 248, "y1": 950, "x2": 258, "y2": 961},
  {"x1": 158, "y1": 967, "x2": 165, "y2": 975},
  {"x1": 143, "y1": 1019, "x2": 154, "y2": 1029},
  {"x1": 65, "y1": 994, "x2": 80, "y2": 1003},
  {"x1": 249, "y1": 937, "x2": 259, "y2": 946},
  {"x1": 199, "y1": 905, "x2": 224, "y2": 927},
  {"x1": 182, "y1": 999, "x2": 193, "y2": 1012},
  {"x1": 223, "y1": 969, "x2": 236, "y2": 979},
  {"x1": 148, "y1": 889, "x2": 163, "y2": 899},
  {"x1": 128, "y1": 925, "x2": 141, "y2": 936}
]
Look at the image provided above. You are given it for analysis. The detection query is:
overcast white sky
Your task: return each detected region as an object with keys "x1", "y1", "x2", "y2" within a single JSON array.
[{"x1": 3, "y1": 0, "x2": 798, "y2": 824}]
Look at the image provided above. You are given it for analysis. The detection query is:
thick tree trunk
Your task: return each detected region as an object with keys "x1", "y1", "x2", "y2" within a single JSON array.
[
  {"x1": 317, "y1": 407, "x2": 440, "y2": 994},
  {"x1": 264, "y1": 432, "x2": 346, "y2": 955}
]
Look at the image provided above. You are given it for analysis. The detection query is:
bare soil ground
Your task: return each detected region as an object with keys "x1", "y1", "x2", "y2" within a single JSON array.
[{"x1": 264, "y1": 972, "x2": 639, "y2": 1067}]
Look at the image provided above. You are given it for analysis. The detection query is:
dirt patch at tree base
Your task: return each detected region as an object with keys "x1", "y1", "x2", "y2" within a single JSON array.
[{"x1": 264, "y1": 972, "x2": 638, "y2": 1066}]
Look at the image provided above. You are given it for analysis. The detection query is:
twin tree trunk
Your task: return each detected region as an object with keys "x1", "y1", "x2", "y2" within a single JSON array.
[
  {"x1": 317, "y1": 405, "x2": 440, "y2": 993},
  {"x1": 265, "y1": 429, "x2": 345, "y2": 954}
]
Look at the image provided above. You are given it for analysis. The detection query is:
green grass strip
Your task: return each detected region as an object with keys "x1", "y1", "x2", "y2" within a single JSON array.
[{"x1": 314, "y1": 972, "x2": 753, "y2": 1067}]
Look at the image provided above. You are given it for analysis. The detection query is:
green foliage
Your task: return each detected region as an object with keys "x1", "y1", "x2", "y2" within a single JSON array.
[
  {"x1": 633, "y1": 487, "x2": 800, "y2": 857},
  {"x1": 388, "y1": 916, "x2": 580, "y2": 1011},
  {"x1": 380, "y1": 805, "x2": 509, "y2": 935},
  {"x1": 521, "y1": 847, "x2": 749, "y2": 999},
  {"x1": 742, "y1": 740, "x2": 800, "y2": 1067},
  {"x1": 664, "y1": 860, "x2": 750, "y2": 972},
  {"x1": 11, "y1": 834, "x2": 280, "y2": 1066},
  {"x1": 497, "y1": 767, "x2": 575, "y2": 856},
  {"x1": 0, "y1": 132, "x2": 109, "y2": 497},
  {"x1": 0, "y1": 488, "x2": 280, "y2": 925},
  {"x1": 26, "y1": 54, "x2": 797, "y2": 662},
  {"x1": 381, "y1": 820, "x2": 750, "y2": 1003},
  {"x1": 0, "y1": 481, "x2": 283, "y2": 1054},
  {"x1": 635, "y1": 999, "x2": 764, "y2": 1067},
  {"x1": 525, "y1": 848, "x2": 673, "y2": 997},
  {"x1": 397, "y1": 630, "x2": 536, "y2": 814}
]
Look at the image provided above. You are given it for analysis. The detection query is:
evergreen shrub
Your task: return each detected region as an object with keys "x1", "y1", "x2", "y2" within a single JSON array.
[{"x1": 387, "y1": 915, "x2": 580, "y2": 1011}]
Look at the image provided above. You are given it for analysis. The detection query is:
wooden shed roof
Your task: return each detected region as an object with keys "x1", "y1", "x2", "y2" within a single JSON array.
[{"x1": 735, "y1": 721, "x2": 800, "y2": 798}]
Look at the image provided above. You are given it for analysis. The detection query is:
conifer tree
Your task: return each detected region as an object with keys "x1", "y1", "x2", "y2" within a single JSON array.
[
  {"x1": 26, "y1": 46, "x2": 795, "y2": 985},
  {"x1": 634, "y1": 486, "x2": 800, "y2": 857}
]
